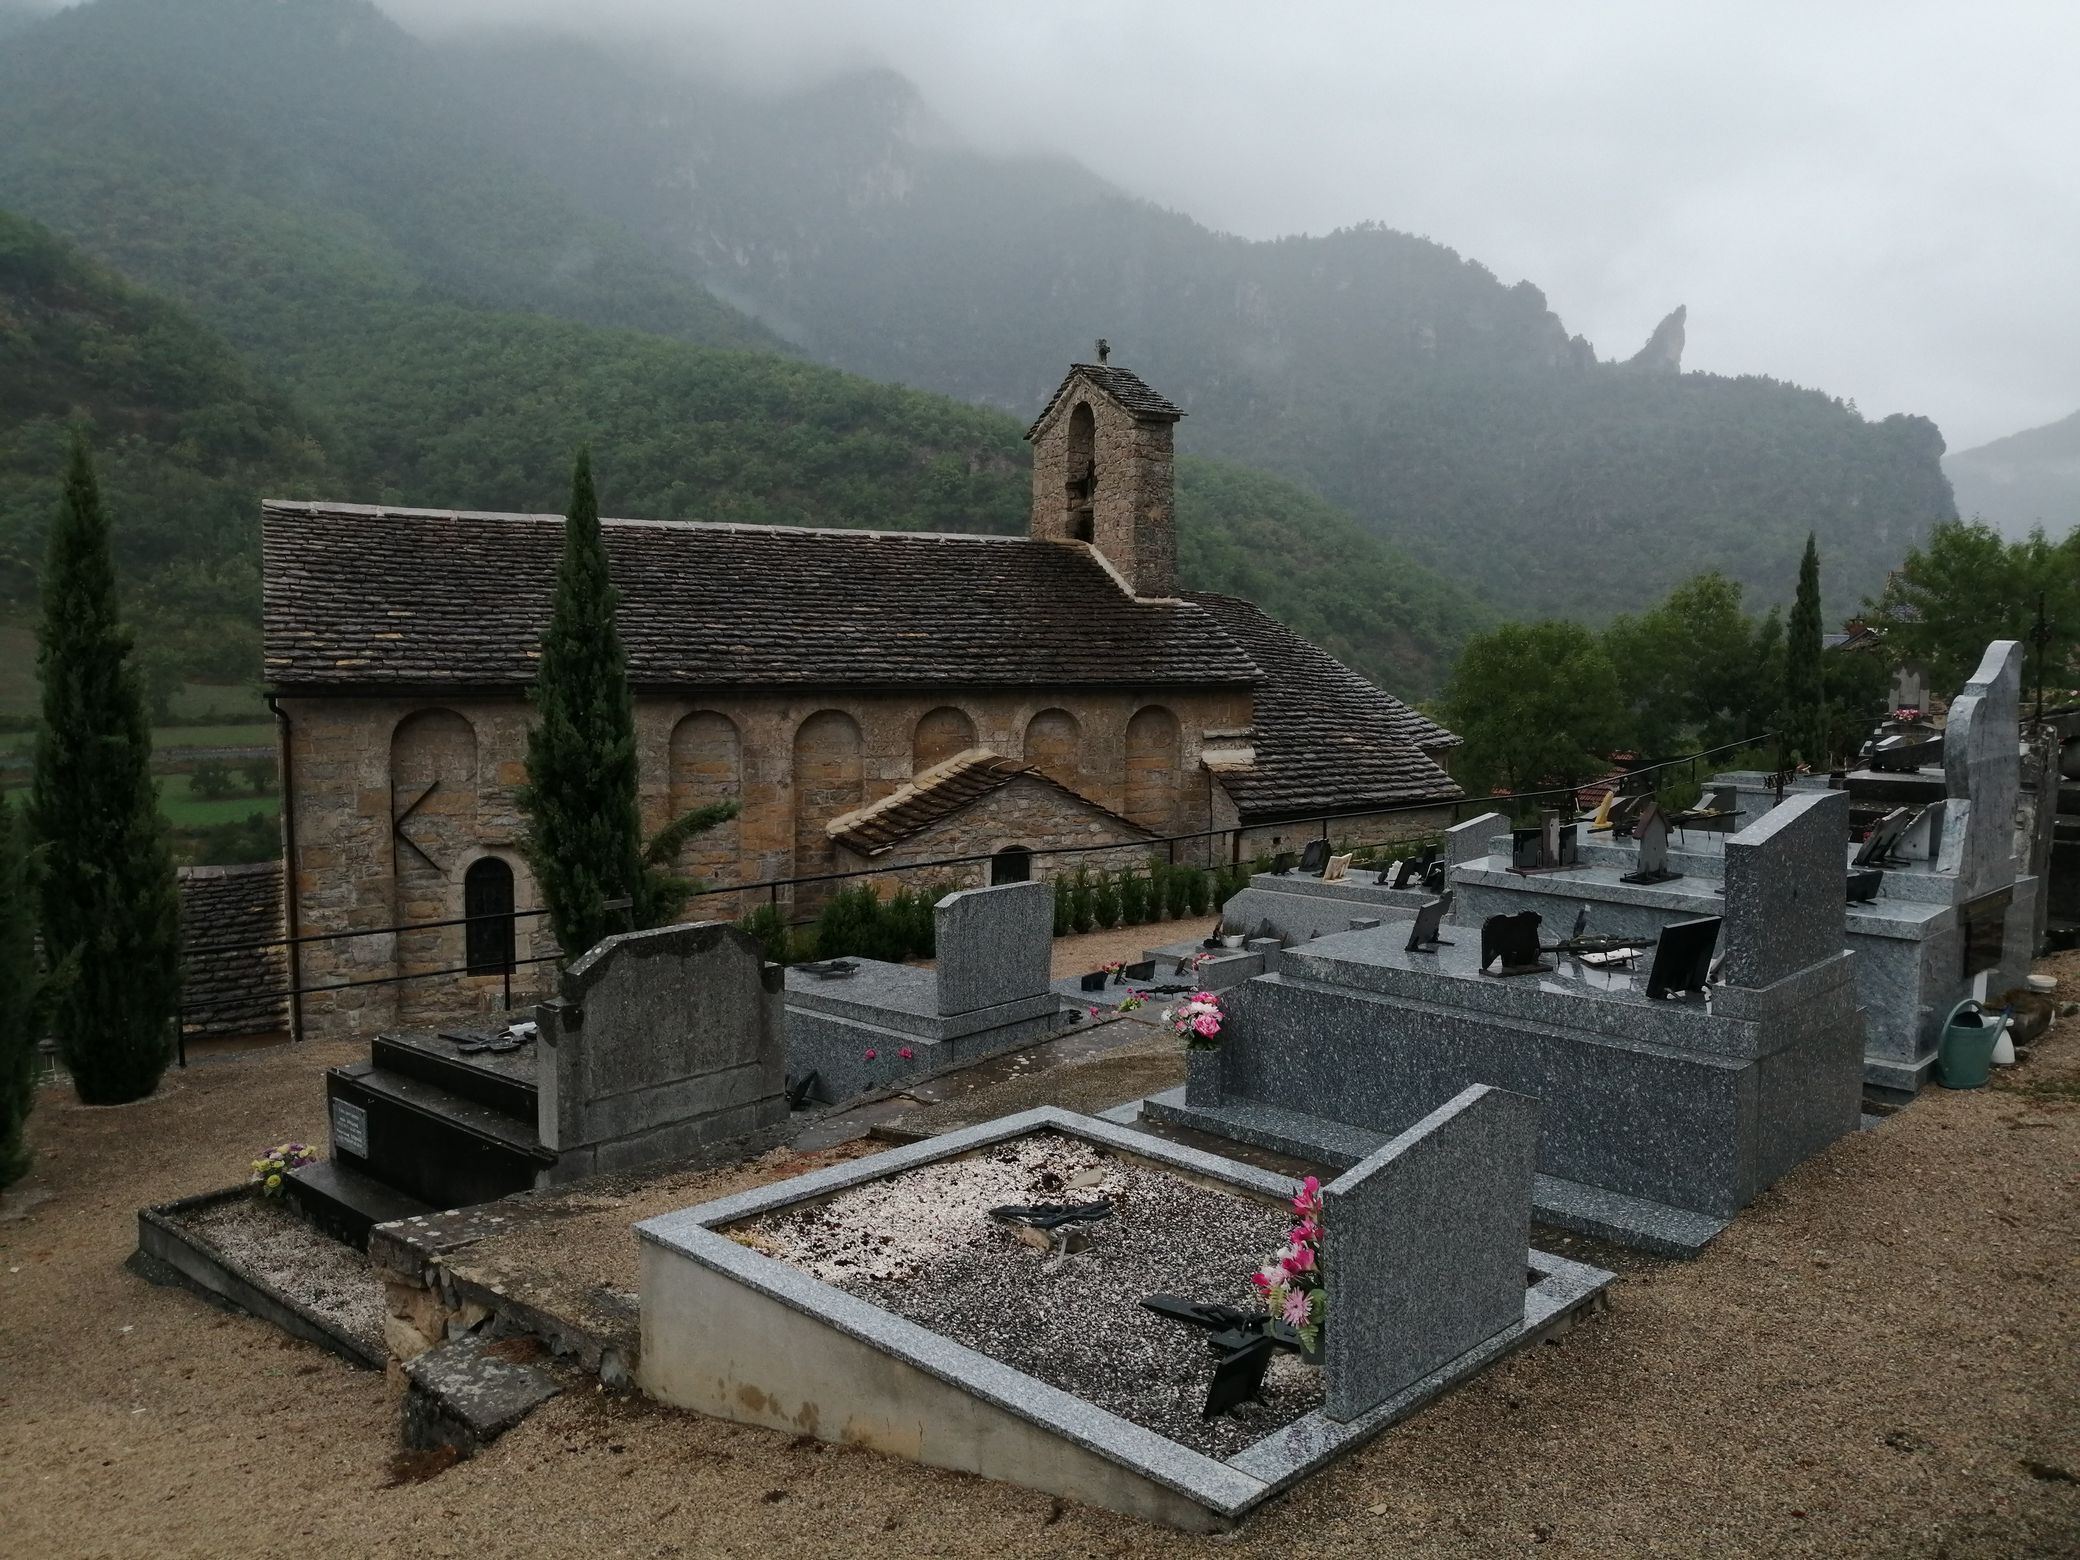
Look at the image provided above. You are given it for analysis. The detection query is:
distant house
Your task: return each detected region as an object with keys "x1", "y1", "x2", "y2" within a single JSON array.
[
  {"x1": 261, "y1": 360, "x2": 1462, "y2": 1039},
  {"x1": 1828, "y1": 619, "x2": 1929, "y2": 715}
]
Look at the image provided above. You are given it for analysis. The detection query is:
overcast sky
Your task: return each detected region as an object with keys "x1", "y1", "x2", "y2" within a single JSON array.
[{"x1": 224, "y1": 3, "x2": 2080, "y2": 449}]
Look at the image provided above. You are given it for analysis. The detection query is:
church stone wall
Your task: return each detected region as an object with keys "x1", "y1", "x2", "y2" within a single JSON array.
[{"x1": 280, "y1": 682, "x2": 1249, "y2": 1041}]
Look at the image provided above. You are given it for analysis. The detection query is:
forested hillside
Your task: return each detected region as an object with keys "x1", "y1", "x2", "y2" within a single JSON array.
[
  {"x1": 1945, "y1": 410, "x2": 2080, "y2": 541},
  {"x1": 0, "y1": 0, "x2": 1493, "y2": 706},
  {"x1": 434, "y1": 30, "x2": 1958, "y2": 619}
]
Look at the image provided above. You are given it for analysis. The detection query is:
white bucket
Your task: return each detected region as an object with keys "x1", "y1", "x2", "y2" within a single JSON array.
[{"x1": 1991, "y1": 1020, "x2": 2017, "y2": 1066}]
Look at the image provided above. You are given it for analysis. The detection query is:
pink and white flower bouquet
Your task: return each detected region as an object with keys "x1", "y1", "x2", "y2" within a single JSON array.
[
  {"x1": 1164, "y1": 990, "x2": 1224, "y2": 1050},
  {"x1": 1249, "y1": 1175, "x2": 1325, "y2": 1354}
]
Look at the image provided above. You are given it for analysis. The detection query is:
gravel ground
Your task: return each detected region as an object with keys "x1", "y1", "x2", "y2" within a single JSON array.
[
  {"x1": 739, "y1": 1132, "x2": 1319, "y2": 1453},
  {"x1": 2, "y1": 965, "x2": 2077, "y2": 1556},
  {"x1": 180, "y1": 1195, "x2": 386, "y2": 1353}
]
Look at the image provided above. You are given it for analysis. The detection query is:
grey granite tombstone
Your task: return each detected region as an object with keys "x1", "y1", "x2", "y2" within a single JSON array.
[
  {"x1": 1719, "y1": 789, "x2": 1849, "y2": 990},
  {"x1": 1320, "y1": 1083, "x2": 1538, "y2": 1421},
  {"x1": 935, "y1": 880, "x2": 1055, "y2": 1016},
  {"x1": 536, "y1": 921, "x2": 787, "y2": 1180},
  {"x1": 1942, "y1": 640, "x2": 2023, "y2": 901},
  {"x1": 1446, "y1": 810, "x2": 1509, "y2": 867}
]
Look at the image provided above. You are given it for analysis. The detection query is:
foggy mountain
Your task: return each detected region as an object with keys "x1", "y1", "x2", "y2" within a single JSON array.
[
  {"x1": 429, "y1": 25, "x2": 1957, "y2": 620},
  {"x1": 0, "y1": 0, "x2": 1485, "y2": 696},
  {"x1": 1944, "y1": 411, "x2": 2080, "y2": 542}
]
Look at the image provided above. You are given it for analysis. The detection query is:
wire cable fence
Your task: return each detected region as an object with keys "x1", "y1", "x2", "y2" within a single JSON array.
[{"x1": 174, "y1": 732, "x2": 1782, "y2": 1064}]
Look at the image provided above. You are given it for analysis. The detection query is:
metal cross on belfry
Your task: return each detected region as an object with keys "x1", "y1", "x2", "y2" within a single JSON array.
[{"x1": 1095, "y1": 337, "x2": 1110, "y2": 364}]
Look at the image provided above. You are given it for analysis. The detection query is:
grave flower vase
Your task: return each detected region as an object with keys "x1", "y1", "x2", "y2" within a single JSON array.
[{"x1": 1184, "y1": 1045, "x2": 1223, "y2": 1105}]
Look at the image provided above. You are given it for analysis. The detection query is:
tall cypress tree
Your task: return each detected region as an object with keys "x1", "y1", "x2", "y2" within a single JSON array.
[
  {"x1": 1784, "y1": 532, "x2": 1827, "y2": 766},
  {"x1": 0, "y1": 797, "x2": 40, "y2": 1188},
  {"x1": 518, "y1": 452, "x2": 738, "y2": 964},
  {"x1": 519, "y1": 450, "x2": 646, "y2": 963},
  {"x1": 30, "y1": 439, "x2": 181, "y2": 1105}
]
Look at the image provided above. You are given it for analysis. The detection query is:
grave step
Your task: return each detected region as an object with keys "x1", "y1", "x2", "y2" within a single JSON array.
[
  {"x1": 402, "y1": 1333, "x2": 561, "y2": 1458},
  {"x1": 370, "y1": 1032, "x2": 536, "y2": 1125},
  {"x1": 326, "y1": 1063, "x2": 556, "y2": 1213},
  {"x1": 283, "y1": 1157, "x2": 436, "y2": 1251}
]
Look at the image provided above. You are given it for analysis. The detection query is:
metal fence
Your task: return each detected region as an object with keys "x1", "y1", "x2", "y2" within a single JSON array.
[{"x1": 173, "y1": 732, "x2": 1780, "y2": 1065}]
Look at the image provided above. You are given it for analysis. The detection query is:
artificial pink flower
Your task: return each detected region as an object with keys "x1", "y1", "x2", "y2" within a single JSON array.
[
  {"x1": 1088, "y1": 1006, "x2": 1101, "y2": 1017},
  {"x1": 1192, "y1": 1013, "x2": 1221, "y2": 1038},
  {"x1": 1248, "y1": 1269, "x2": 1272, "y2": 1292},
  {"x1": 1282, "y1": 1288, "x2": 1312, "y2": 1328},
  {"x1": 1282, "y1": 1245, "x2": 1317, "y2": 1275},
  {"x1": 864, "y1": 1049, "x2": 877, "y2": 1061},
  {"x1": 1289, "y1": 1223, "x2": 1319, "y2": 1246},
  {"x1": 898, "y1": 1047, "x2": 914, "y2": 1060}
]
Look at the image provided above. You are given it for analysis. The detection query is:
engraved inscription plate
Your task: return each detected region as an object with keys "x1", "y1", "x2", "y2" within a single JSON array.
[{"x1": 331, "y1": 1098, "x2": 369, "y2": 1158}]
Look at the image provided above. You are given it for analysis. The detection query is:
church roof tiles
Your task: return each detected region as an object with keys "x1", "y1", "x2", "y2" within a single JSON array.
[{"x1": 262, "y1": 504, "x2": 1256, "y2": 692}]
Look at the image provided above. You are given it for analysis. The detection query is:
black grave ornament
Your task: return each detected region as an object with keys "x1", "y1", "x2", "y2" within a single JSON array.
[
  {"x1": 1620, "y1": 804, "x2": 1682, "y2": 885},
  {"x1": 1272, "y1": 851, "x2": 1298, "y2": 875},
  {"x1": 1480, "y1": 911, "x2": 1549, "y2": 976},
  {"x1": 1405, "y1": 896, "x2": 1454, "y2": 953},
  {"x1": 1079, "y1": 971, "x2": 1109, "y2": 991},
  {"x1": 1846, "y1": 868, "x2": 1884, "y2": 904},
  {"x1": 798, "y1": 959, "x2": 859, "y2": 980},
  {"x1": 1645, "y1": 916, "x2": 1722, "y2": 999},
  {"x1": 1202, "y1": 1333, "x2": 1277, "y2": 1419},
  {"x1": 1298, "y1": 839, "x2": 1332, "y2": 876},
  {"x1": 1141, "y1": 1294, "x2": 1265, "y2": 1334},
  {"x1": 1124, "y1": 959, "x2": 1158, "y2": 981}
]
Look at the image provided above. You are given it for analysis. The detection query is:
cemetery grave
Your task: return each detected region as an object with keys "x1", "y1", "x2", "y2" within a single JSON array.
[
  {"x1": 1144, "y1": 790, "x2": 1867, "y2": 1255},
  {"x1": 784, "y1": 880, "x2": 1074, "y2": 1103},
  {"x1": 634, "y1": 1102, "x2": 1612, "y2": 1532}
]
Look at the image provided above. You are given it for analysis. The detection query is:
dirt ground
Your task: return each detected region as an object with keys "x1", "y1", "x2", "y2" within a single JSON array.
[{"x1": 3, "y1": 945, "x2": 2078, "y2": 1558}]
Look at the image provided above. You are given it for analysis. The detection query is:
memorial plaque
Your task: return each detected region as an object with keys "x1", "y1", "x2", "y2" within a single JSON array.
[{"x1": 331, "y1": 1097, "x2": 369, "y2": 1158}]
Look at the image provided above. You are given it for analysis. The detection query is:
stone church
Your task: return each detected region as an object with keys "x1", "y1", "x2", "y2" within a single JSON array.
[{"x1": 262, "y1": 360, "x2": 1462, "y2": 1037}]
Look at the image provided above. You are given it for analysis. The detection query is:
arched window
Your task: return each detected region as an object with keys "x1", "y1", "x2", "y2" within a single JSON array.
[
  {"x1": 464, "y1": 857, "x2": 516, "y2": 975},
  {"x1": 991, "y1": 847, "x2": 1034, "y2": 885}
]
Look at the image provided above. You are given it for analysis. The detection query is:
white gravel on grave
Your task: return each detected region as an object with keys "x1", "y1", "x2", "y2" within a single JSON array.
[
  {"x1": 736, "y1": 1132, "x2": 1323, "y2": 1455},
  {"x1": 181, "y1": 1196, "x2": 387, "y2": 1352}
]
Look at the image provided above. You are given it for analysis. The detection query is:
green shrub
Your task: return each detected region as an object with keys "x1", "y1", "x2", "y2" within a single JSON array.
[
  {"x1": 190, "y1": 758, "x2": 236, "y2": 800},
  {"x1": 1091, "y1": 871, "x2": 1121, "y2": 930},
  {"x1": 812, "y1": 885, "x2": 883, "y2": 961},
  {"x1": 1148, "y1": 861, "x2": 1173, "y2": 920},
  {"x1": 1184, "y1": 867, "x2": 1212, "y2": 916},
  {"x1": 1120, "y1": 870, "x2": 1149, "y2": 925},
  {"x1": 913, "y1": 880, "x2": 955, "y2": 956},
  {"x1": 738, "y1": 902, "x2": 794, "y2": 964},
  {"x1": 1069, "y1": 869, "x2": 1096, "y2": 934},
  {"x1": 1053, "y1": 875, "x2": 1073, "y2": 937}
]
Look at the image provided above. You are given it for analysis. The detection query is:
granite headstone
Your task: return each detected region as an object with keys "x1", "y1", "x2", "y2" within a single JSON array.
[
  {"x1": 1320, "y1": 1084, "x2": 1538, "y2": 1421},
  {"x1": 536, "y1": 921, "x2": 786, "y2": 1179},
  {"x1": 1446, "y1": 811, "x2": 1510, "y2": 867},
  {"x1": 1719, "y1": 789, "x2": 1849, "y2": 990},
  {"x1": 1941, "y1": 640, "x2": 2022, "y2": 901},
  {"x1": 934, "y1": 880, "x2": 1055, "y2": 1015}
]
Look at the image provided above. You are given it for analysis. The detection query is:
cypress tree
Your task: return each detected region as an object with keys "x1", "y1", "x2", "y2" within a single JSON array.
[
  {"x1": 1784, "y1": 532, "x2": 1827, "y2": 767},
  {"x1": 30, "y1": 439, "x2": 182, "y2": 1105},
  {"x1": 519, "y1": 451, "x2": 737, "y2": 964},
  {"x1": 0, "y1": 797, "x2": 39, "y2": 1188}
]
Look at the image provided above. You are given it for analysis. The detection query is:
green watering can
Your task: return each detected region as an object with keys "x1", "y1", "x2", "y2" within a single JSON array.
[{"x1": 1936, "y1": 998, "x2": 1998, "y2": 1090}]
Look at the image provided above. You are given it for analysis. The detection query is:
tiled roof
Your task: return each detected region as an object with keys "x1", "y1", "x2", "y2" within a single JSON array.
[
  {"x1": 262, "y1": 505, "x2": 1260, "y2": 692},
  {"x1": 828, "y1": 749, "x2": 1153, "y2": 857},
  {"x1": 1184, "y1": 593, "x2": 1465, "y2": 820},
  {"x1": 1025, "y1": 363, "x2": 1186, "y2": 438},
  {"x1": 178, "y1": 863, "x2": 288, "y2": 1039}
]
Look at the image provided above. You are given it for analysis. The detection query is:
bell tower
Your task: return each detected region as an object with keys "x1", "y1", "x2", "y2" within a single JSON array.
[{"x1": 1024, "y1": 347, "x2": 1184, "y2": 599}]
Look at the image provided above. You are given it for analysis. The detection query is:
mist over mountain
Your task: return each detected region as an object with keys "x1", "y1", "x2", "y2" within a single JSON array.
[
  {"x1": 428, "y1": 25, "x2": 1957, "y2": 619},
  {"x1": 1945, "y1": 411, "x2": 2080, "y2": 542},
  {"x1": 0, "y1": 0, "x2": 1483, "y2": 695}
]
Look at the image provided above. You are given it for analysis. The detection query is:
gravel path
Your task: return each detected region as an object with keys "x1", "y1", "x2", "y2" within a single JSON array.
[{"x1": 2, "y1": 968, "x2": 2077, "y2": 1556}]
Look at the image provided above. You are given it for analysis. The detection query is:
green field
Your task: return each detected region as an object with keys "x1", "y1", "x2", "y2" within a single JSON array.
[{"x1": 155, "y1": 770, "x2": 278, "y2": 827}]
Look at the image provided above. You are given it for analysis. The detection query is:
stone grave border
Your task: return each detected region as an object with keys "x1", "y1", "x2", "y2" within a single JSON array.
[
  {"x1": 130, "y1": 1185, "x2": 385, "y2": 1370},
  {"x1": 634, "y1": 1106, "x2": 1610, "y2": 1529}
]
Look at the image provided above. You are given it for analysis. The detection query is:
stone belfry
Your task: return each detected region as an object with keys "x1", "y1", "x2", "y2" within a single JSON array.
[{"x1": 1023, "y1": 343, "x2": 1185, "y2": 599}]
